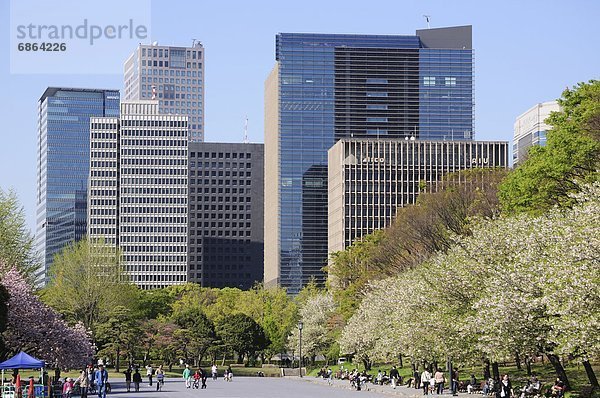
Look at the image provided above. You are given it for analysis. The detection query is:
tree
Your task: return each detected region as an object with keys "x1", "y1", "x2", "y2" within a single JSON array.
[
  {"x1": 172, "y1": 307, "x2": 216, "y2": 365},
  {"x1": 1, "y1": 265, "x2": 94, "y2": 368},
  {"x1": 0, "y1": 189, "x2": 38, "y2": 277},
  {"x1": 96, "y1": 306, "x2": 140, "y2": 372},
  {"x1": 42, "y1": 238, "x2": 137, "y2": 332},
  {"x1": 500, "y1": 80, "x2": 600, "y2": 214},
  {"x1": 217, "y1": 313, "x2": 269, "y2": 365},
  {"x1": 0, "y1": 284, "x2": 9, "y2": 359}
]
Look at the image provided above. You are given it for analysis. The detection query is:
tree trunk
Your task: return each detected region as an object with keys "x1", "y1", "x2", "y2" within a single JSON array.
[
  {"x1": 399, "y1": 354, "x2": 403, "y2": 368},
  {"x1": 362, "y1": 356, "x2": 372, "y2": 371},
  {"x1": 583, "y1": 359, "x2": 599, "y2": 388},
  {"x1": 483, "y1": 359, "x2": 491, "y2": 380},
  {"x1": 116, "y1": 347, "x2": 120, "y2": 372},
  {"x1": 515, "y1": 353, "x2": 522, "y2": 370},
  {"x1": 547, "y1": 354, "x2": 570, "y2": 390},
  {"x1": 221, "y1": 353, "x2": 226, "y2": 367},
  {"x1": 492, "y1": 362, "x2": 500, "y2": 381},
  {"x1": 525, "y1": 357, "x2": 532, "y2": 376},
  {"x1": 433, "y1": 361, "x2": 438, "y2": 371}
]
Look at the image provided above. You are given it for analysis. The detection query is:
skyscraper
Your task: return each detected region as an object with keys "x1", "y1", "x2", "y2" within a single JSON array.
[
  {"x1": 88, "y1": 100, "x2": 188, "y2": 289},
  {"x1": 187, "y1": 142, "x2": 264, "y2": 289},
  {"x1": 124, "y1": 42, "x2": 205, "y2": 142},
  {"x1": 264, "y1": 26, "x2": 474, "y2": 293},
  {"x1": 513, "y1": 101, "x2": 560, "y2": 165},
  {"x1": 35, "y1": 87, "x2": 119, "y2": 284}
]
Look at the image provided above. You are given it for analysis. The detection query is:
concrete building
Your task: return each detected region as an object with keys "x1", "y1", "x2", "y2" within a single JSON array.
[
  {"x1": 124, "y1": 42, "x2": 205, "y2": 142},
  {"x1": 187, "y1": 142, "x2": 264, "y2": 289},
  {"x1": 88, "y1": 100, "x2": 188, "y2": 289},
  {"x1": 513, "y1": 101, "x2": 560, "y2": 165},
  {"x1": 328, "y1": 138, "x2": 509, "y2": 253},
  {"x1": 35, "y1": 87, "x2": 119, "y2": 284},
  {"x1": 265, "y1": 26, "x2": 475, "y2": 293}
]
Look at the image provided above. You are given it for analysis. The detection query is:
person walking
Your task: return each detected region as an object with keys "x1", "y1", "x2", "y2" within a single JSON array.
[
  {"x1": 211, "y1": 364, "x2": 218, "y2": 381},
  {"x1": 78, "y1": 369, "x2": 90, "y2": 398},
  {"x1": 132, "y1": 369, "x2": 142, "y2": 392},
  {"x1": 155, "y1": 366, "x2": 165, "y2": 391},
  {"x1": 199, "y1": 367, "x2": 207, "y2": 389},
  {"x1": 146, "y1": 364, "x2": 154, "y2": 387},
  {"x1": 123, "y1": 368, "x2": 132, "y2": 392},
  {"x1": 434, "y1": 368, "x2": 445, "y2": 394},
  {"x1": 497, "y1": 374, "x2": 514, "y2": 398},
  {"x1": 414, "y1": 369, "x2": 421, "y2": 389},
  {"x1": 183, "y1": 365, "x2": 192, "y2": 388},
  {"x1": 94, "y1": 364, "x2": 109, "y2": 398},
  {"x1": 451, "y1": 368, "x2": 460, "y2": 396},
  {"x1": 421, "y1": 368, "x2": 432, "y2": 395},
  {"x1": 390, "y1": 366, "x2": 400, "y2": 389}
]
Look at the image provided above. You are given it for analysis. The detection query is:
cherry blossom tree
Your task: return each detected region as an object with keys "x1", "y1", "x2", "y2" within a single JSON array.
[{"x1": 1, "y1": 266, "x2": 94, "y2": 369}]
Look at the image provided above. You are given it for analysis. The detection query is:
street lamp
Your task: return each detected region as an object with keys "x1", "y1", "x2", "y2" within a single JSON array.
[{"x1": 298, "y1": 321, "x2": 303, "y2": 378}]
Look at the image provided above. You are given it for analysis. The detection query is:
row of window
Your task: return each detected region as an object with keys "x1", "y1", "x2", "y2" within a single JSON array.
[
  {"x1": 121, "y1": 195, "x2": 186, "y2": 204},
  {"x1": 423, "y1": 76, "x2": 457, "y2": 86},
  {"x1": 190, "y1": 212, "x2": 251, "y2": 220},
  {"x1": 142, "y1": 68, "x2": 201, "y2": 77},
  {"x1": 188, "y1": 230, "x2": 252, "y2": 237},
  {"x1": 190, "y1": 221, "x2": 251, "y2": 230}
]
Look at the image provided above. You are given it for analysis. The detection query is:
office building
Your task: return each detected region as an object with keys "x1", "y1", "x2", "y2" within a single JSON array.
[
  {"x1": 328, "y1": 138, "x2": 508, "y2": 254},
  {"x1": 188, "y1": 142, "x2": 264, "y2": 289},
  {"x1": 124, "y1": 42, "x2": 205, "y2": 142},
  {"x1": 265, "y1": 26, "x2": 474, "y2": 293},
  {"x1": 88, "y1": 101, "x2": 188, "y2": 289},
  {"x1": 35, "y1": 87, "x2": 119, "y2": 284},
  {"x1": 513, "y1": 101, "x2": 559, "y2": 165}
]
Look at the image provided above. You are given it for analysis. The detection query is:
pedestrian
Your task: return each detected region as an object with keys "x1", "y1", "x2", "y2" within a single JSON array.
[
  {"x1": 123, "y1": 368, "x2": 132, "y2": 392},
  {"x1": 434, "y1": 368, "x2": 445, "y2": 394},
  {"x1": 211, "y1": 364, "x2": 218, "y2": 381},
  {"x1": 156, "y1": 365, "x2": 165, "y2": 391},
  {"x1": 78, "y1": 369, "x2": 90, "y2": 398},
  {"x1": 146, "y1": 364, "x2": 154, "y2": 386},
  {"x1": 497, "y1": 374, "x2": 514, "y2": 398},
  {"x1": 94, "y1": 364, "x2": 109, "y2": 398},
  {"x1": 183, "y1": 364, "x2": 192, "y2": 388},
  {"x1": 199, "y1": 367, "x2": 207, "y2": 389},
  {"x1": 421, "y1": 368, "x2": 432, "y2": 395},
  {"x1": 133, "y1": 369, "x2": 142, "y2": 392},
  {"x1": 452, "y1": 368, "x2": 460, "y2": 396},
  {"x1": 414, "y1": 369, "x2": 421, "y2": 389},
  {"x1": 390, "y1": 366, "x2": 400, "y2": 389}
]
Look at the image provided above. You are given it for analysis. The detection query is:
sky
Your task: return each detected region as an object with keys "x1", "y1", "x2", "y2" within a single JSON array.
[{"x1": 1, "y1": 0, "x2": 599, "y2": 232}]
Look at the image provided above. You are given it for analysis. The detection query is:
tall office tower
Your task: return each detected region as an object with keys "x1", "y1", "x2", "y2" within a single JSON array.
[
  {"x1": 124, "y1": 42, "x2": 205, "y2": 142},
  {"x1": 328, "y1": 138, "x2": 508, "y2": 254},
  {"x1": 35, "y1": 87, "x2": 119, "y2": 284},
  {"x1": 88, "y1": 101, "x2": 188, "y2": 289},
  {"x1": 188, "y1": 142, "x2": 264, "y2": 289},
  {"x1": 513, "y1": 101, "x2": 560, "y2": 165},
  {"x1": 265, "y1": 26, "x2": 474, "y2": 293}
]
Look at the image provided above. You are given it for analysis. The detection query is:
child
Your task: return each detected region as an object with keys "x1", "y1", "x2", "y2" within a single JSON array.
[{"x1": 62, "y1": 377, "x2": 74, "y2": 398}]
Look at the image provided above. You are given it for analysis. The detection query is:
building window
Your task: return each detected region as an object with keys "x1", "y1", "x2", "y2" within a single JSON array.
[
  {"x1": 366, "y1": 92, "x2": 388, "y2": 97},
  {"x1": 366, "y1": 78, "x2": 388, "y2": 84},
  {"x1": 367, "y1": 117, "x2": 388, "y2": 123},
  {"x1": 445, "y1": 77, "x2": 457, "y2": 86},
  {"x1": 423, "y1": 76, "x2": 436, "y2": 86}
]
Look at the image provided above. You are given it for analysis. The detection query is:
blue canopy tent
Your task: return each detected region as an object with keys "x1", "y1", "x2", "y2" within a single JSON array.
[{"x1": 0, "y1": 352, "x2": 46, "y2": 398}]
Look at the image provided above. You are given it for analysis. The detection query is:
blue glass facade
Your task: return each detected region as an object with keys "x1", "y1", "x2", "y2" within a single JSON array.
[
  {"x1": 268, "y1": 28, "x2": 474, "y2": 294},
  {"x1": 35, "y1": 88, "x2": 119, "y2": 284}
]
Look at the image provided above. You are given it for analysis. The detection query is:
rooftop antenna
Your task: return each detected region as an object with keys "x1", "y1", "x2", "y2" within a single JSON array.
[
  {"x1": 244, "y1": 116, "x2": 249, "y2": 144},
  {"x1": 423, "y1": 15, "x2": 431, "y2": 29},
  {"x1": 192, "y1": 38, "x2": 199, "y2": 47}
]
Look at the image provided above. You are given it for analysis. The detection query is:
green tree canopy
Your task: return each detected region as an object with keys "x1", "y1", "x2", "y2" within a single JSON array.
[
  {"x1": 217, "y1": 313, "x2": 269, "y2": 364},
  {"x1": 500, "y1": 80, "x2": 600, "y2": 214}
]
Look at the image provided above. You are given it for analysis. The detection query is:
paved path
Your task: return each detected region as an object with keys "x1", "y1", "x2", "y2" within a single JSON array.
[{"x1": 102, "y1": 376, "x2": 471, "y2": 398}]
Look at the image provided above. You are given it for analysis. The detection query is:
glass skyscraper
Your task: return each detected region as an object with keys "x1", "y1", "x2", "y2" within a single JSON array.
[
  {"x1": 264, "y1": 26, "x2": 474, "y2": 293},
  {"x1": 35, "y1": 87, "x2": 119, "y2": 284}
]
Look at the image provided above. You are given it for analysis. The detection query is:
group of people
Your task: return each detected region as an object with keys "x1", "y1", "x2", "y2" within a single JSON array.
[
  {"x1": 182, "y1": 364, "x2": 233, "y2": 389},
  {"x1": 417, "y1": 368, "x2": 460, "y2": 396},
  {"x1": 123, "y1": 364, "x2": 165, "y2": 392}
]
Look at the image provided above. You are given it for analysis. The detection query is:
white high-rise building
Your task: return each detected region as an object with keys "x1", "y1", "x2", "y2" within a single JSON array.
[
  {"x1": 513, "y1": 101, "x2": 560, "y2": 165},
  {"x1": 88, "y1": 101, "x2": 188, "y2": 289},
  {"x1": 124, "y1": 42, "x2": 204, "y2": 142}
]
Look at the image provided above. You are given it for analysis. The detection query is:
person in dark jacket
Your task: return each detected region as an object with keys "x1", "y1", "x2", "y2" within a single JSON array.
[{"x1": 496, "y1": 374, "x2": 513, "y2": 398}]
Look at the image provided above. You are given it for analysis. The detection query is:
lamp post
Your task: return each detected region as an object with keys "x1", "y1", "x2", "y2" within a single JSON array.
[{"x1": 298, "y1": 321, "x2": 303, "y2": 377}]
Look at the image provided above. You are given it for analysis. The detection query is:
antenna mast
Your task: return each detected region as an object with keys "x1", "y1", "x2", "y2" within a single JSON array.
[
  {"x1": 423, "y1": 15, "x2": 431, "y2": 29},
  {"x1": 244, "y1": 116, "x2": 249, "y2": 144}
]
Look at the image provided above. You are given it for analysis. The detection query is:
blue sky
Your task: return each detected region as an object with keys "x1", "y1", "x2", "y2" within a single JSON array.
[{"x1": 1, "y1": 0, "x2": 599, "y2": 232}]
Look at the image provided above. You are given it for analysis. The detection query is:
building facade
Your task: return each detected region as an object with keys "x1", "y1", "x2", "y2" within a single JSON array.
[
  {"x1": 265, "y1": 26, "x2": 474, "y2": 293},
  {"x1": 188, "y1": 142, "x2": 264, "y2": 289},
  {"x1": 513, "y1": 101, "x2": 559, "y2": 165},
  {"x1": 124, "y1": 42, "x2": 205, "y2": 142},
  {"x1": 88, "y1": 101, "x2": 188, "y2": 289},
  {"x1": 328, "y1": 139, "x2": 509, "y2": 253},
  {"x1": 35, "y1": 87, "x2": 119, "y2": 284}
]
